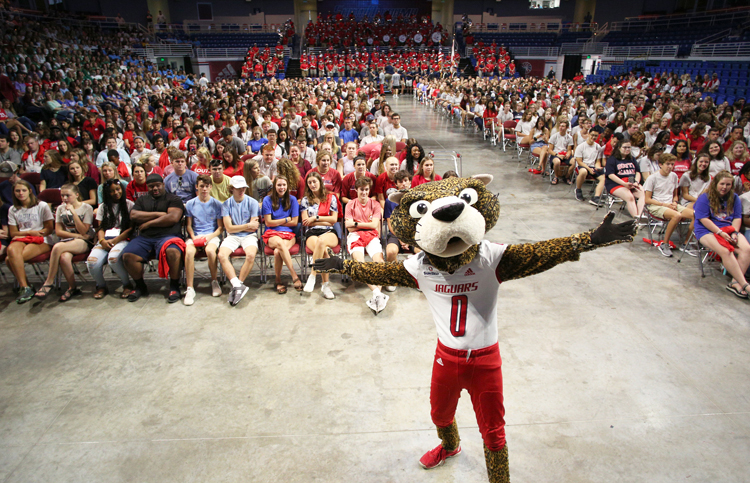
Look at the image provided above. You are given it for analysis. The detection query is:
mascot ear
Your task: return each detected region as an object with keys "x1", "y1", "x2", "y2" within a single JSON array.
[
  {"x1": 472, "y1": 174, "x2": 494, "y2": 186},
  {"x1": 388, "y1": 190, "x2": 406, "y2": 205}
]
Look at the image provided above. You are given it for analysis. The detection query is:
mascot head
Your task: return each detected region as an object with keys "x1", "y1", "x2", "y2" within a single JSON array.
[{"x1": 388, "y1": 175, "x2": 499, "y2": 273}]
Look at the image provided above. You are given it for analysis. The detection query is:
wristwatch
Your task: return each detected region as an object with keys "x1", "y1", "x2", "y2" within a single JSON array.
[
  {"x1": 354, "y1": 221, "x2": 359, "y2": 228},
  {"x1": 316, "y1": 215, "x2": 320, "y2": 221}
]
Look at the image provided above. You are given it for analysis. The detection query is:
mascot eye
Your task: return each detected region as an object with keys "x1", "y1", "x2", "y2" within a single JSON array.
[
  {"x1": 409, "y1": 200, "x2": 431, "y2": 218},
  {"x1": 459, "y1": 188, "x2": 478, "y2": 206}
]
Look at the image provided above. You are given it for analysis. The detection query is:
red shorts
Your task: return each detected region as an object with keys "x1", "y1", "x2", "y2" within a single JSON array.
[
  {"x1": 610, "y1": 185, "x2": 629, "y2": 195},
  {"x1": 430, "y1": 340, "x2": 506, "y2": 451},
  {"x1": 262, "y1": 230, "x2": 295, "y2": 244}
]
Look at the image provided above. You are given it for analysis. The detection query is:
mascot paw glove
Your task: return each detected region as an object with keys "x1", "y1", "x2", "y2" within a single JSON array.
[
  {"x1": 313, "y1": 247, "x2": 344, "y2": 273},
  {"x1": 590, "y1": 211, "x2": 637, "y2": 246}
]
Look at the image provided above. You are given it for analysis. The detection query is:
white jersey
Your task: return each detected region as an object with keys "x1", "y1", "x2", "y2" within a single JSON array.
[{"x1": 403, "y1": 240, "x2": 507, "y2": 351}]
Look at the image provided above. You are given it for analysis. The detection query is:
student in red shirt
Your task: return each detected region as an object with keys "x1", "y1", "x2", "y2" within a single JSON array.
[
  {"x1": 308, "y1": 151, "x2": 343, "y2": 200},
  {"x1": 374, "y1": 156, "x2": 400, "y2": 209}
]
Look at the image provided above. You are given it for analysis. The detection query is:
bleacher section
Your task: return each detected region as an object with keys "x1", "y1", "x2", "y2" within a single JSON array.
[
  {"x1": 554, "y1": 31, "x2": 592, "y2": 45},
  {"x1": 601, "y1": 28, "x2": 727, "y2": 56},
  {"x1": 587, "y1": 60, "x2": 750, "y2": 104}
]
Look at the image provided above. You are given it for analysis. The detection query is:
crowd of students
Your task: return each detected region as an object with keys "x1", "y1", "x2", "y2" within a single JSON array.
[{"x1": 414, "y1": 72, "x2": 750, "y2": 297}]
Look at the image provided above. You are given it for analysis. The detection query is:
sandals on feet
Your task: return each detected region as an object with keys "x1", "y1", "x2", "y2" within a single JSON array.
[
  {"x1": 276, "y1": 283, "x2": 287, "y2": 294},
  {"x1": 93, "y1": 287, "x2": 108, "y2": 299},
  {"x1": 292, "y1": 277, "x2": 303, "y2": 292},
  {"x1": 59, "y1": 287, "x2": 82, "y2": 302},
  {"x1": 726, "y1": 281, "x2": 749, "y2": 299},
  {"x1": 551, "y1": 177, "x2": 559, "y2": 185},
  {"x1": 34, "y1": 284, "x2": 54, "y2": 300},
  {"x1": 121, "y1": 286, "x2": 134, "y2": 299}
]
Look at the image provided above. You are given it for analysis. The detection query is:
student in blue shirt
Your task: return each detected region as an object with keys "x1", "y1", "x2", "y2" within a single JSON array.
[
  {"x1": 262, "y1": 176, "x2": 301, "y2": 293},
  {"x1": 164, "y1": 151, "x2": 198, "y2": 203},
  {"x1": 218, "y1": 176, "x2": 260, "y2": 306},
  {"x1": 183, "y1": 174, "x2": 224, "y2": 306}
]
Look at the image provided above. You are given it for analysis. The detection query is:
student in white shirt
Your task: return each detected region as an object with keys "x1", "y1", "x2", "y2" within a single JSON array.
[
  {"x1": 643, "y1": 153, "x2": 695, "y2": 257},
  {"x1": 574, "y1": 131, "x2": 605, "y2": 206},
  {"x1": 384, "y1": 113, "x2": 408, "y2": 142}
]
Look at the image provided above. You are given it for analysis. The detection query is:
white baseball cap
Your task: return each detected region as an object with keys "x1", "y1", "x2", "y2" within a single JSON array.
[{"x1": 230, "y1": 176, "x2": 248, "y2": 189}]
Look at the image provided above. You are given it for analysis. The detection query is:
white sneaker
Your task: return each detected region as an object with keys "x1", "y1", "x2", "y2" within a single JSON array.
[
  {"x1": 658, "y1": 242, "x2": 673, "y2": 257},
  {"x1": 321, "y1": 282, "x2": 335, "y2": 300},
  {"x1": 303, "y1": 274, "x2": 316, "y2": 293},
  {"x1": 211, "y1": 280, "x2": 222, "y2": 297},
  {"x1": 366, "y1": 295, "x2": 378, "y2": 312},
  {"x1": 183, "y1": 287, "x2": 196, "y2": 306},
  {"x1": 384, "y1": 285, "x2": 396, "y2": 292},
  {"x1": 375, "y1": 293, "x2": 389, "y2": 313}
]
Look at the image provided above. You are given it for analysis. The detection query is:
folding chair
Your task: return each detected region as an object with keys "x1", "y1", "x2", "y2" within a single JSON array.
[
  {"x1": 677, "y1": 230, "x2": 720, "y2": 277},
  {"x1": 20, "y1": 172, "x2": 42, "y2": 192},
  {"x1": 261, "y1": 225, "x2": 306, "y2": 285},
  {"x1": 501, "y1": 120, "x2": 517, "y2": 152},
  {"x1": 38, "y1": 188, "x2": 62, "y2": 211},
  {"x1": 301, "y1": 225, "x2": 348, "y2": 283},
  {"x1": 483, "y1": 118, "x2": 497, "y2": 146}
]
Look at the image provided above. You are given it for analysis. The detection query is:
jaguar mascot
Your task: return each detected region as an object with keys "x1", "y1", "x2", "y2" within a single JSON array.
[{"x1": 314, "y1": 175, "x2": 636, "y2": 482}]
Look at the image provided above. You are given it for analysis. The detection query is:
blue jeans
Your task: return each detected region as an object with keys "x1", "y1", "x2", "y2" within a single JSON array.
[{"x1": 86, "y1": 241, "x2": 130, "y2": 288}]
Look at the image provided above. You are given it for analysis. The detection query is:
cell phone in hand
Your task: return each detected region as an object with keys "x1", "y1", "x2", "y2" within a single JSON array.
[{"x1": 627, "y1": 176, "x2": 635, "y2": 184}]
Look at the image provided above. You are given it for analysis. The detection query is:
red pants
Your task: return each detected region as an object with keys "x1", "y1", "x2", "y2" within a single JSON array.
[{"x1": 430, "y1": 340, "x2": 506, "y2": 451}]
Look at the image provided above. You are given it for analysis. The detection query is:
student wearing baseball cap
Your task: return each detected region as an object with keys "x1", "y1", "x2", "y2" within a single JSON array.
[
  {"x1": 217, "y1": 175, "x2": 260, "y2": 306},
  {"x1": 121, "y1": 173, "x2": 186, "y2": 303}
]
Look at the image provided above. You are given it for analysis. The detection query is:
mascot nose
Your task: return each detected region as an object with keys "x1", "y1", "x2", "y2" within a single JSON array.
[{"x1": 432, "y1": 202, "x2": 465, "y2": 222}]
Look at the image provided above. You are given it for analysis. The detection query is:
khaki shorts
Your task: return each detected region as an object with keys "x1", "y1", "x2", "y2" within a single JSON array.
[
  {"x1": 646, "y1": 203, "x2": 687, "y2": 218},
  {"x1": 220, "y1": 234, "x2": 259, "y2": 252}
]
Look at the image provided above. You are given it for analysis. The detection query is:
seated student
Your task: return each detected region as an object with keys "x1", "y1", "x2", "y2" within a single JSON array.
[
  {"x1": 253, "y1": 144, "x2": 278, "y2": 180},
  {"x1": 741, "y1": 171, "x2": 750, "y2": 246},
  {"x1": 243, "y1": 158, "x2": 272, "y2": 203},
  {"x1": 222, "y1": 148, "x2": 245, "y2": 178},
  {"x1": 605, "y1": 141, "x2": 645, "y2": 218},
  {"x1": 191, "y1": 147, "x2": 213, "y2": 176},
  {"x1": 164, "y1": 150, "x2": 197, "y2": 203},
  {"x1": 411, "y1": 157, "x2": 442, "y2": 187},
  {"x1": 98, "y1": 162, "x2": 128, "y2": 204},
  {"x1": 643, "y1": 153, "x2": 696, "y2": 257},
  {"x1": 337, "y1": 141, "x2": 359, "y2": 177},
  {"x1": 345, "y1": 176, "x2": 388, "y2": 313},
  {"x1": 87, "y1": 179, "x2": 134, "y2": 299},
  {"x1": 384, "y1": 170, "x2": 420, "y2": 292},
  {"x1": 693, "y1": 171, "x2": 750, "y2": 298},
  {"x1": 375, "y1": 156, "x2": 401, "y2": 209},
  {"x1": 639, "y1": 143, "x2": 665, "y2": 182},
  {"x1": 33, "y1": 184, "x2": 95, "y2": 301},
  {"x1": 106, "y1": 149, "x2": 132, "y2": 182},
  {"x1": 341, "y1": 155, "x2": 377, "y2": 205},
  {"x1": 209, "y1": 159, "x2": 232, "y2": 202},
  {"x1": 309, "y1": 150, "x2": 343, "y2": 200},
  {"x1": 288, "y1": 144, "x2": 312, "y2": 179},
  {"x1": 217, "y1": 176, "x2": 260, "y2": 306},
  {"x1": 548, "y1": 120, "x2": 574, "y2": 186},
  {"x1": 67, "y1": 158, "x2": 97, "y2": 207},
  {"x1": 184, "y1": 175, "x2": 224, "y2": 306},
  {"x1": 5, "y1": 180, "x2": 55, "y2": 304},
  {"x1": 574, "y1": 130, "x2": 606, "y2": 205},
  {"x1": 679, "y1": 153, "x2": 711, "y2": 209},
  {"x1": 276, "y1": 157, "x2": 305, "y2": 201},
  {"x1": 40, "y1": 150, "x2": 68, "y2": 191},
  {"x1": 442, "y1": 170, "x2": 459, "y2": 179},
  {"x1": 126, "y1": 163, "x2": 149, "y2": 202},
  {"x1": 262, "y1": 176, "x2": 301, "y2": 294},
  {"x1": 122, "y1": 173, "x2": 185, "y2": 303},
  {"x1": 300, "y1": 171, "x2": 339, "y2": 299},
  {"x1": 247, "y1": 126, "x2": 268, "y2": 156}
]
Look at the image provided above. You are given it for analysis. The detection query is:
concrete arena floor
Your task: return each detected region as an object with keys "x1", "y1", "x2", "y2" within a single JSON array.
[{"x1": 1, "y1": 95, "x2": 749, "y2": 483}]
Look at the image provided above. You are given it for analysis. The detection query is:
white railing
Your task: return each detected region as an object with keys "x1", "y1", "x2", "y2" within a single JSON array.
[
  {"x1": 602, "y1": 45, "x2": 678, "y2": 58},
  {"x1": 196, "y1": 47, "x2": 290, "y2": 58},
  {"x1": 465, "y1": 46, "x2": 559, "y2": 57},
  {"x1": 132, "y1": 44, "x2": 195, "y2": 58},
  {"x1": 690, "y1": 42, "x2": 750, "y2": 57},
  {"x1": 467, "y1": 22, "x2": 597, "y2": 33},
  {"x1": 306, "y1": 46, "x2": 451, "y2": 56},
  {"x1": 154, "y1": 23, "x2": 280, "y2": 34}
]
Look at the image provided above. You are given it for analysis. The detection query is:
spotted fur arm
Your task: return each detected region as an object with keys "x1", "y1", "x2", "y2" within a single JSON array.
[{"x1": 341, "y1": 260, "x2": 419, "y2": 288}]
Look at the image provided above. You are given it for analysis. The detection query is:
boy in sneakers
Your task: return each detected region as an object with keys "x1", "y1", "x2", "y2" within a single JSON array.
[
  {"x1": 548, "y1": 120, "x2": 574, "y2": 187},
  {"x1": 643, "y1": 153, "x2": 695, "y2": 257},
  {"x1": 574, "y1": 130, "x2": 606, "y2": 205},
  {"x1": 345, "y1": 176, "x2": 388, "y2": 313},
  {"x1": 384, "y1": 170, "x2": 419, "y2": 292},
  {"x1": 218, "y1": 176, "x2": 260, "y2": 306},
  {"x1": 184, "y1": 175, "x2": 224, "y2": 306}
]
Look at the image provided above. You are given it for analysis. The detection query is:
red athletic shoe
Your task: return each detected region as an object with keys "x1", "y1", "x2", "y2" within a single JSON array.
[
  {"x1": 419, "y1": 444, "x2": 462, "y2": 469},
  {"x1": 528, "y1": 168, "x2": 542, "y2": 174}
]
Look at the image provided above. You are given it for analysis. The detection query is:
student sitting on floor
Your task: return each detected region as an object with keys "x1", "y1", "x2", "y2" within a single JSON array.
[
  {"x1": 217, "y1": 176, "x2": 260, "y2": 307},
  {"x1": 184, "y1": 174, "x2": 224, "y2": 306}
]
